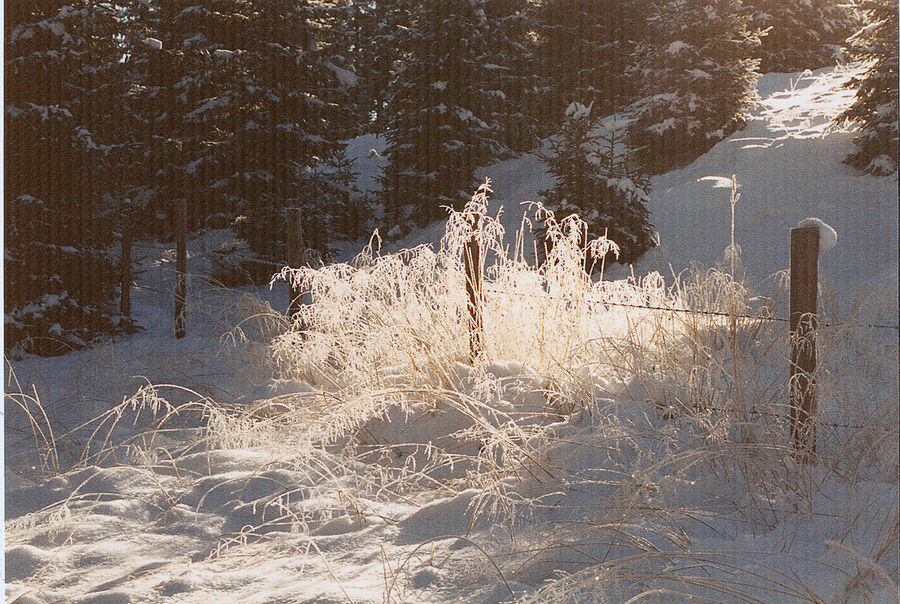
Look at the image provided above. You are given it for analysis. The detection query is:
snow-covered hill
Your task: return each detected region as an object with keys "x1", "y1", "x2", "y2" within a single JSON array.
[
  {"x1": 644, "y1": 67, "x2": 898, "y2": 308},
  {"x1": 394, "y1": 65, "x2": 898, "y2": 310},
  {"x1": 4, "y1": 67, "x2": 898, "y2": 604}
]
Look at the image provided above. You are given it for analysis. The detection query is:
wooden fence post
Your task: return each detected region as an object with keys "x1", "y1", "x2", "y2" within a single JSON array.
[
  {"x1": 174, "y1": 201, "x2": 187, "y2": 339},
  {"x1": 790, "y1": 226, "x2": 819, "y2": 463},
  {"x1": 120, "y1": 219, "x2": 132, "y2": 318},
  {"x1": 465, "y1": 214, "x2": 483, "y2": 362},
  {"x1": 286, "y1": 208, "x2": 305, "y2": 325}
]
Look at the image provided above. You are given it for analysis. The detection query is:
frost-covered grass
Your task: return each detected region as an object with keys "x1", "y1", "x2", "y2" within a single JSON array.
[
  {"x1": 7, "y1": 185, "x2": 896, "y2": 603},
  {"x1": 257, "y1": 189, "x2": 896, "y2": 602}
]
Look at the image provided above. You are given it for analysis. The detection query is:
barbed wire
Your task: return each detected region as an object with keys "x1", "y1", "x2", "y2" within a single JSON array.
[
  {"x1": 481, "y1": 287, "x2": 899, "y2": 331},
  {"x1": 653, "y1": 404, "x2": 870, "y2": 430}
]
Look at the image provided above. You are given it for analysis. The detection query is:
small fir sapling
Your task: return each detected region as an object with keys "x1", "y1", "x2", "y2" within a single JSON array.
[{"x1": 539, "y1": 103, "x2": 655, "y2": 269}]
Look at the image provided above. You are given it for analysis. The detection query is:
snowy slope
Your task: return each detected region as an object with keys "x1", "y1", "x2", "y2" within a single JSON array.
[
  {"x1": 641, "y1": 66, "x2": 898, "y2": 308},
  {"x1": 388, "y1": 65, "x2": 898, "y2": 309},
  {"x1": 4, "y1": 67, "x2": 898, "y2": 604}
]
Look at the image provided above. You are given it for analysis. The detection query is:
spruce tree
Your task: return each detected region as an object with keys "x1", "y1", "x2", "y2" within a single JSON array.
[
  {"x1": 124, "y1": 0, "x2": 356, "y2": 272},
  {"x1": 628, "y1": 0, "x2": 762, "y2": 174},
  {"x1": 380, "y1": 0, "x2": 507, "y2": 232},
  {"x1": 533, "y1": 0, "x2": 645, "y2": 131},
  {"x1": 838, "y1": 0, "x2": 898, "y2": 175},
  {"x1": 540, "y1": 103, "x2": 655, "y2": 266},
  {"x1": 481, "y1": 0, "x2": 543, "y2": 153},
  {"x1": 346, "y1": 0, "x2": 405, "y2": 133},
  {"x1": 5, "y1": 0, "x2": 130, "y2": 355},
  {"x1": 744, "y1": 0, "x2": 860, "y2": 72}
]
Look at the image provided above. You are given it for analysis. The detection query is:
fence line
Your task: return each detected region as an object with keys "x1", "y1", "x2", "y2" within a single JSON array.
[
  {"x1": 126, "y1": 238, "x2": 898, "y2": 332},
  {"x1": 653, "y1": 404, "x2": 869, "y2": 430},
  {"x1": 481, "y1": 286, "x2": 899, "y2": 331}
]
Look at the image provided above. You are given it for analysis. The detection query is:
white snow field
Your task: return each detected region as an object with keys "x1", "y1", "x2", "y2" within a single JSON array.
[{"x1": 4, "y1": 67, "x2": 898, "y2": 603}]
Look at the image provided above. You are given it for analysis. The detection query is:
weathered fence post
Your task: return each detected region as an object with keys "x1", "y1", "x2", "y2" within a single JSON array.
[
  {"x1": 789, "y1": 226, "x2": 819, "y2": 462},
  {"x1": 120, "y1": 219, "x2": 132, "y2": 318},
  {"x1": 174, "y1": 201, "x2": 187, "y2": 339},
  {"x1": 465, "y1": 214, "x2": 483, "y2": 362},
  {"x1": 286, "y1": 208, "x2": 305, "y2": 326}
]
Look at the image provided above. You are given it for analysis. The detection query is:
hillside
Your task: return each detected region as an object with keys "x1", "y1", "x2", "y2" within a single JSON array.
[{"x1": 394, "y1": 66, "x2": 898, "y2": 310}]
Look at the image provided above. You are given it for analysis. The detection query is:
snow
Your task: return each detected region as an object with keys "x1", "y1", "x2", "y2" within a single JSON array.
[
  {"x1": 455, "y1": 108, "x2": 476, "y2": 123},
  {"x1": 666, "y1": 41, "x2": 690, "y2": 54},
  {"x1": 182, "y1": 34, "x2": 205, "y2": 49},
  {"x1": 564, "y1": 101, "x2": 592, "y2": 119},
  {"x1": 642, "y1": 66, "x2": 898, "y2": 310},
  {"x1": 9, "y1": 26, "x2": 35, "y2": 43},
  {"x1": 597, "y1": 115, "x2": 632, "y2": 133},
  {"x1": 326, "y1": 62, "x2": 358, "y2": 89},
  {"x1": 342, "y1": 133, "x2": 388, "y2": 197},
  {"x1": 184, "y1": 158, "x2": 203, "y2": 175},
  {"x1": 56, "y1": 5, "x2": 82, "y2": 19},
  {"x1": 698, "y1": 177, "x2": 734, "y2": 193},
  {"x1": 797, "y1": 217, "x2": 838, "y2": 253},
  {"x1": 142, "y1": 38, "x2": 163, "y2": 51},
  {"x1": 866, "y1": 153, "x2": 896, "y2": 175},
  {"x1": 30, "y1": 104, "x2": 73, "y2": 122},
  {"x1": 687, "y1": 68, "x2": 712, "y2": 79},
  {"x1": 4, "y1": 66, "x2": 898, "y2": 604},
  {"x1": 185, "y1": 96, "x2": 231, "y2": 119},
  {"x1": 213, "y1": 49, "x2": 234, "y2": 60},
  {"x1": 649, "y1": 116, "x2": 677, "y2": 134}
]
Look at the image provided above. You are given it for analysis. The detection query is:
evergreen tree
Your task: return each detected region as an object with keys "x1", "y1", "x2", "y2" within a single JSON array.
[
  {"x1": 744, "y1": 0, "x2": 860, "y2": 72},
  {"x1": 124, "y1": 0, "x2": 357, "y2": 272},
  {"x1": 346, "y1": 0, "x2": 405, "y2": 133},
  {"x1": 481, "y1": 0, "x2": 543, "y2": 152},
  {"x1": 628, "y1": 0, "x2": 762, "y2": 174},
  {"x1": 540, "y1": 103, "x2": 655, "y2": 266},
  {"x1": 837, "y1": 0, "x2": 898, "y2": 175},
  {"x1": 380, "y1": 0, "x2": 508, "y2": 231},
  {"x1": 5, "y1": 0, "x2": 131, "y2": 355},
  {"x1": 533, "y1": 0, "x2": 645, "y2": 131}
]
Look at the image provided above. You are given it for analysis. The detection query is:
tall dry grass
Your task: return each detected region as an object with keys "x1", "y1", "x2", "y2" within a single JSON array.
[{"x1": 6, "y1": 183, "x2": 896, "y2": 602}]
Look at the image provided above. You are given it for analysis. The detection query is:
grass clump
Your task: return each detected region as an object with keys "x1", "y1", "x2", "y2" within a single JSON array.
[{"x1": 6, "y1": 183, "x2": 896, "y2": 603}]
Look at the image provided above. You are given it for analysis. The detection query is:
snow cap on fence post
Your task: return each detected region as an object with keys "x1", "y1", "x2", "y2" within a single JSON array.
[{"x1": 796, "y1": 217, "x2": 837, "y2": 254}]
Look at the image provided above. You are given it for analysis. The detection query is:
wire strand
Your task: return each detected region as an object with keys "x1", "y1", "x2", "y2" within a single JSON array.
[{"x1": 481, "y1": 287, "x2": 899, "y2": 331}]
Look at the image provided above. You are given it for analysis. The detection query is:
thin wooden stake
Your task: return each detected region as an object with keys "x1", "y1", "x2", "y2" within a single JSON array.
[
  {"x1": 465, "y1": 214, "x2": 483, "y2": 362},
  {"x1": 286, "y1": 208, "x2": 305, "y2": 324},
  {"x1": 790, "y1": 226, "x2": 818, "y2": 463},
  {"x1": 174, "y1": 201, "x2": 187, "y2": 339},
  {"x1": 120, "y1": 219, "x2": 132, "y2": 318}
]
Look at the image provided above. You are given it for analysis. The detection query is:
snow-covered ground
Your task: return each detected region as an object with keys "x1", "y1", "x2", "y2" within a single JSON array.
[{"x1": 4, "y1": 66, "x2": 898, "y2": 603}]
